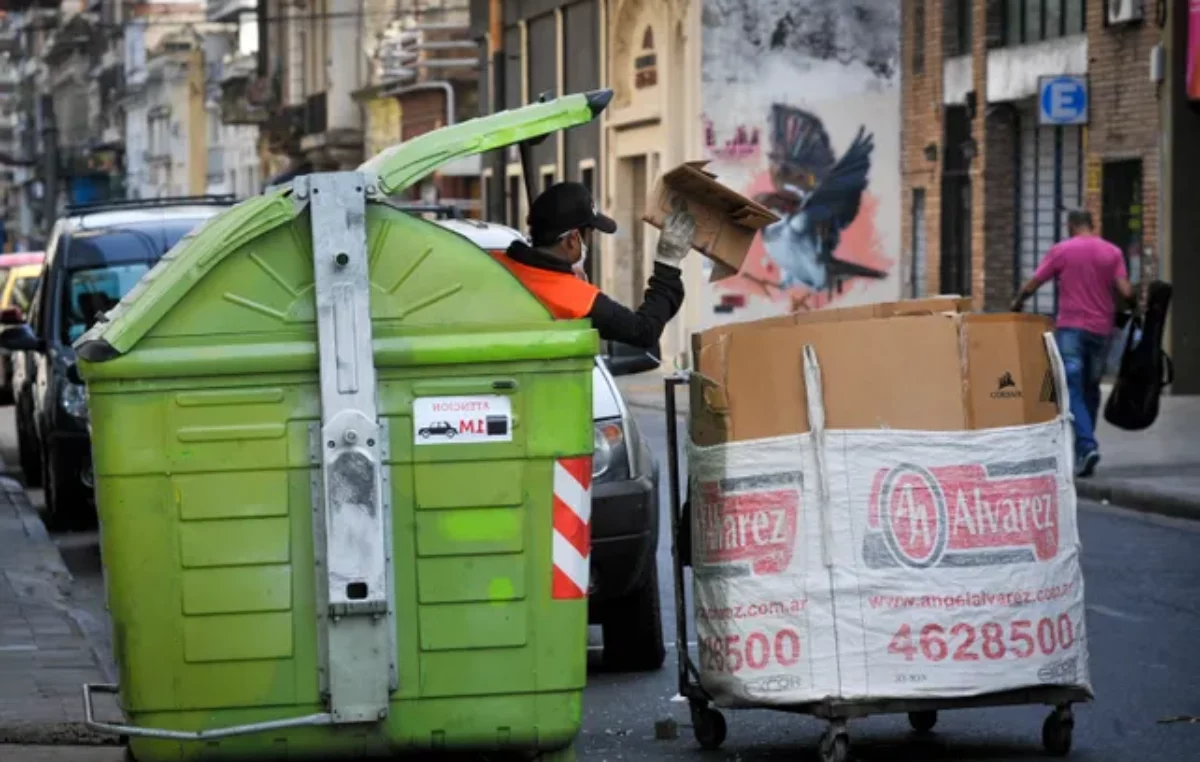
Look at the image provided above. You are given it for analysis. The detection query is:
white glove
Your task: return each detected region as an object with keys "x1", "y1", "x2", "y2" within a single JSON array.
[{"x1": 655, "y1": 209, "x2": 696, "y2": 268}]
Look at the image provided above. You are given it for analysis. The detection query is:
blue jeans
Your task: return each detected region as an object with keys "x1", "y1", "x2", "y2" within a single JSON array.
[{"x1": 1055, "y1": 328, "x2": 1110, "y2": 458}]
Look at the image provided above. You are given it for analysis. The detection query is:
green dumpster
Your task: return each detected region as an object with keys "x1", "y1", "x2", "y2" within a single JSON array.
[{"x1": 76, "y1": 91, "x2": 613, "y2": 762}]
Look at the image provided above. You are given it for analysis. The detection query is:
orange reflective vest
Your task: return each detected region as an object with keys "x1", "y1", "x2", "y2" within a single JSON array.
[{"x1": 491, "y1": 252, "x2": 601, "y2": 319}]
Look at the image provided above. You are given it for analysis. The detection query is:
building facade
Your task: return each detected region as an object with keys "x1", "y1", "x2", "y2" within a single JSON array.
[
  {"x1": 472, "y1": 0, "x2": 604, "y2": 238},
  {"x1": 900, "y1": 0, "x2": 1161, "y2": 315},
  {"x1": 475, "y1": 0, "x2": 902, "y2": 365}
]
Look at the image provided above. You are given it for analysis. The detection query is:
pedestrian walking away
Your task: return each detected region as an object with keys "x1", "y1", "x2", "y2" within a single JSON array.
[
  {"x1": 1011, "y1": 208, "x2": 1134, "y2": 478},
  {"x1": 493, "y1": 181, "x2": 695, "y2": 348}
]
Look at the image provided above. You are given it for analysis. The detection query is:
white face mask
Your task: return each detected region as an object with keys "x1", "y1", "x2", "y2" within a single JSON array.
[{"x1": 577, "y1": 238, "x2": 589, "y2": 270}]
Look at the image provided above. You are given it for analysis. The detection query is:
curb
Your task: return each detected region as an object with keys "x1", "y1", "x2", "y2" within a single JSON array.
[
  {"x1": 0, "y1": 725, "x2": 122, "y2": 747},
  {"x1": 1075, "y1": 480, "x2": 1200, "y2": 522}
]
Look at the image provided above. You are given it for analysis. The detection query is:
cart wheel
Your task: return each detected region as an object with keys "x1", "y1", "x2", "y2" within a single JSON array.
[
  {"x1": 1042, "y1": 709, "x2": 1074, "y2": 757},
  {"x1": 691, "y1": 706, "x2": 727, "y2": 751},
  {"x1": 819, "y1": 732, "x2": 850, "y2": 762},
  {"x1": 908, "y1": 709, "x2": 938, "y2": 733}
]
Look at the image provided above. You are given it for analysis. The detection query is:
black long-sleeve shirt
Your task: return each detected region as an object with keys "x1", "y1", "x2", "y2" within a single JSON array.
[{"x1": 502, "y1": 240, "x2": 685, "y2": 349}]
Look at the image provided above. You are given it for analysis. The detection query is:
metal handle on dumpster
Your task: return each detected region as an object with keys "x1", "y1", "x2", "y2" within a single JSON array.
[
  {"x1": 299, "y1": 172, "x2": 397, "y2": 726},
  {"x1": 83, "y1": 683, "x2": 333, "y2": 741}
]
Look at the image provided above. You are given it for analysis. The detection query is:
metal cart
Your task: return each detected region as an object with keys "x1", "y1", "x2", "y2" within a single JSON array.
[{"x1": 662, "y1": 373, "x2": 1092, "y2": 762}]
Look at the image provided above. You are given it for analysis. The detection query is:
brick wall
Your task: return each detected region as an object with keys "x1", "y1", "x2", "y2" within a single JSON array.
[
  {"x1": 900, "y1": 0, "x2": 945, "y2": 298},
  {"x1": 981, "y1": 106, "x2": 1018, "y2": 309},
  {"x1": 1084, "y1": 0, "x2": 1162, "y2": 267},
  {"x1": 900, "y1": 0, "x2": 1163, "y2": 309}
]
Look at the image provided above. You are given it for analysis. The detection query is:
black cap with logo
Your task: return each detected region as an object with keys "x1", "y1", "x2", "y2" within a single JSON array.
[{"x1": 527, "y1": 182, "x2": 618, "y2": 246}]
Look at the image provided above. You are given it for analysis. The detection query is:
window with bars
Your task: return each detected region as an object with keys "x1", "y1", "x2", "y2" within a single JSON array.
[
  {"x1": 1004, "y1": 0, "x2": 1085, "y2": 46},
  {"x1": 948, "y1": 0, "x2": 972, "y2": 56}
]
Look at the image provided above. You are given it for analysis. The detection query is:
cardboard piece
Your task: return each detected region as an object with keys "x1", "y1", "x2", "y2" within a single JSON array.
[
  {"x1": 690, "y1": 298, "x2": 1057, "y2": 445},
  {"x1": 643, "y1": 161, "x2": 779, "y2": 282}
]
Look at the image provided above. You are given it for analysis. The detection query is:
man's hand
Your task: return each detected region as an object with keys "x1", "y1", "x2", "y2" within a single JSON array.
[
  {"x1": 1010, "y1": 297, "x2": 1025, "y2": 313},
  {"x1": 655, "y1": 209, "x2": 696, "y2": 268}
]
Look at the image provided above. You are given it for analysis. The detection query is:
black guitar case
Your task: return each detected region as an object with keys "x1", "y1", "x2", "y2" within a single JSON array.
[{"x1": 1104, "y1": 280, "x2": 1173, "y2": 431}]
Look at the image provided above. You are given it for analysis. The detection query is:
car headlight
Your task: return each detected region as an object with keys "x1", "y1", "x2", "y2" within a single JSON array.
[
  {"x1": 593, "y1": 419, "x2": 629, "y2": 483},
  {"x1": 60, "y1": 382, "x2": 88, "y2": 420}
]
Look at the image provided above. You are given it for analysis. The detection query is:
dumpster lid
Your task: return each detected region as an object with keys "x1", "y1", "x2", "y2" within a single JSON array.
[
  {"x1": 360, "y1": 89, "x2": 611, "y2": 197},
  {"x1": 74, "y1": 90, "x2": 613, "y2": 363}
]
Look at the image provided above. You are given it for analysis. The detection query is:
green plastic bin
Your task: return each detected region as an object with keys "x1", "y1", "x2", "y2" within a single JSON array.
[{"x1": 75, "y1": 91, "x2": 613, "y2": 762}]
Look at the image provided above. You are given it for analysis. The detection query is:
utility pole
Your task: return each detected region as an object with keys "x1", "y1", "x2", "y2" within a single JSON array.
[
  {"x1": 37, "y1": 95, "x2": 57, "y2": 232},
  {"x1": 488, "y1": 0, "x2": 505, "y2": 223}
]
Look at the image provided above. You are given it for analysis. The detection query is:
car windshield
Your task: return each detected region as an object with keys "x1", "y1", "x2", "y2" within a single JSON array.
[{"x1": 61, "y1": 219, "x2": 203, "y2": 343}]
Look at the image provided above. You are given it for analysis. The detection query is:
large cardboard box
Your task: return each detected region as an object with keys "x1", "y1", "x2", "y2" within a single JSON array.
[
  {"x1": 642, "y1": 161, "x2": 778, "y2": 281},
  {"x1": 691, "y1": 299, "x2": 1057, "y2": 445}
]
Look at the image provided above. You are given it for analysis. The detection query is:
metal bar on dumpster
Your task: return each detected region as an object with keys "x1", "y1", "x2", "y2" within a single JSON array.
[
  {"x1": 82, "y1": 684, "x2": 333, "y2": 741},
  {"x1": 301, "y1": 173, "x2": 395, "y2": 725}
]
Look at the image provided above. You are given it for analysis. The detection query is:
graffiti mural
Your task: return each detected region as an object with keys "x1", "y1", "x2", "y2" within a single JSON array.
[
  {"x1": 700, "y1": 0, "x2": 900, "y2": 319},
  {"x1": 756, "y1": 105, "x2": 887, "y2": 296}
]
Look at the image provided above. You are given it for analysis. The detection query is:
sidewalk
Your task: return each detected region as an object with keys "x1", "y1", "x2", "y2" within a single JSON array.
[
  {"x1": 617, "y1": 371, "x2": 1200, "y2": 520},
  {"x1": 1073, "y1": 391, "x2": 1200, "y2": 520},
  {"x1": 0, "y1": 478, "x2": 115, "y2": 746}
]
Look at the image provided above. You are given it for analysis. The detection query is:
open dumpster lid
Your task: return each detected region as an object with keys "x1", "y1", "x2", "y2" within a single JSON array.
[{"x1": 74, "y1": 90, "x2": 613, "y2": 363}]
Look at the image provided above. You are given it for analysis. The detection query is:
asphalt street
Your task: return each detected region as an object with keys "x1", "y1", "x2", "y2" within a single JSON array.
[{"x1": 4, "y1": 405, "x2": 1198, "y2": 761}]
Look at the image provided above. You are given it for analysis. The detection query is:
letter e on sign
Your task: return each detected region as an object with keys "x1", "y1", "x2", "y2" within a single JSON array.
[{"x1": 1038, "y1": 75, "x2": 1088, "y2": 126}]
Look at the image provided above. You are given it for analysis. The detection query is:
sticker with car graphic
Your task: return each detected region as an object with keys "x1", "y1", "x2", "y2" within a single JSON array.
[{"x1": 413, "y1": 395, "x2": 513, "y2": 445}]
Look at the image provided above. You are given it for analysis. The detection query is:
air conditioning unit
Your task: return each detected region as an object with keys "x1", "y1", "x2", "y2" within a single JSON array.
[{"x1": 1107, "y1": 0, "x2": 1144, "y2": 25}]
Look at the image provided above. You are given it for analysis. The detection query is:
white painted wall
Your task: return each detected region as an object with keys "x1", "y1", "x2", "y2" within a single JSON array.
[
  {"x1": 698, "y1": 0, "x2": 902, "y2": 327},
  {"x1": 986, "y1": 35, "x2": 1088, "y2": 103}
]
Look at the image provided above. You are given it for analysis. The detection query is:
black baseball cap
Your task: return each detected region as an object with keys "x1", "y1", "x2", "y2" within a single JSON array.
[{"x1": 527, "y1": 182, "x2": 617, "y2": 246}]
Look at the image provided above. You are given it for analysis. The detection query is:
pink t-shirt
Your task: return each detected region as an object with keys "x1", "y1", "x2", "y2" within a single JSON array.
[{"x1": 1034, "y1": 234, "x2": 1128, "y2": 335}]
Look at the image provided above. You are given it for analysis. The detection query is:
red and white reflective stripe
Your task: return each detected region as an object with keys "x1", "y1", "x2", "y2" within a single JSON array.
[{"x1": 552, "y1": 456, "x2": 592, "y2": 600}]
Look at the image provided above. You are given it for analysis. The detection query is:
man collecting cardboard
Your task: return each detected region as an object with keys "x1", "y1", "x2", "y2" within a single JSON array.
[{"x1": 493, "y1": 181, "x2": 696, "y2": 349}]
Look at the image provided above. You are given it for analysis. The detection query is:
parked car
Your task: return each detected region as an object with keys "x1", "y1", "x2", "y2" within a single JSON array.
[
  {"x1": 0, "y1": 263, "x2": 43, "y2": 403},
  {"x1": 1, "y1": 197, "x2": 235, "y2": 530},
  {"x1": 396, "y1": 203, "x2": 667, "y2": 671}
]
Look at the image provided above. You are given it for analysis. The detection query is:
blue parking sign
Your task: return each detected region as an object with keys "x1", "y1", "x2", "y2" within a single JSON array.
[{"x1": 1039, "y1": 75, "x2": 1089, "y2": 126}]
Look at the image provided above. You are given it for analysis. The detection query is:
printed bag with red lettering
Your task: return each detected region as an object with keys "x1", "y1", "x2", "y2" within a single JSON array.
[{"x1": 686, "y1": 336, "x2": 1093, "y2": 706}]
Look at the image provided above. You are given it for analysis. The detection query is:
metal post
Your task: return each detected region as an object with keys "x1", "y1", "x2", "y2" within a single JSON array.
[
  {"x1": 488, "y1": 0, "x2": 506, "y2": 222},
  {"x1": 664, "y1": 374, "x2": 690, "y2": 697},
  {"x1": 300, "y1": 173, "x2": 395, "y2": 725},
  {"x1": 38, "y1": 95, "x2": 57, "y2": 229}
]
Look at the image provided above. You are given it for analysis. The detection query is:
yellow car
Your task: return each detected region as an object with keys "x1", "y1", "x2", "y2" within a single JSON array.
[{"x1": 0, "y1": 263, "x2": 41, "y2": 402}]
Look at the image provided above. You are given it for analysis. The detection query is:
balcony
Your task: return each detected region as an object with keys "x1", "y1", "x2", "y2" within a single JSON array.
[
  {"x1": 303, "y1": 92, "x2": 326, "y2": 136},
  {"x1": 220, "y1": 79, "x2": 274, "y2": 125}
]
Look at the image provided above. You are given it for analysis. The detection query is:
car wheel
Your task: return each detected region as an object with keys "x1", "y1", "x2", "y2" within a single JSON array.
[
  {"x1": 602, "y1": 562, "x2": 666, "y2": 672},
  {"x1": 17, "y1": 405, "x2": 42, "y2": 487},
  {"x1": 446, "y1": 430, "x2": 456, "y2": 439},
  {"x1": 42, "y1": 444, "x2": 93, "y2": 532}
]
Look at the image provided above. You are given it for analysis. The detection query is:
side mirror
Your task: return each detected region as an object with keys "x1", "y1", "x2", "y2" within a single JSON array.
[
  {"x1": 0, "y1": 324, "x2": 42, "y2": 353},
  {"x1": 602, "y1": 340, "x2": 662, "y2": 377},
  {"x1": 0, "y1": 306, "x2": 24, "y2": 325}
]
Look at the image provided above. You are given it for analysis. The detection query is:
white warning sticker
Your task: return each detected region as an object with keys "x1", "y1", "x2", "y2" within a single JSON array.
[{"x1": 412, "y1": 395, "x2": 513, "y2": 445}]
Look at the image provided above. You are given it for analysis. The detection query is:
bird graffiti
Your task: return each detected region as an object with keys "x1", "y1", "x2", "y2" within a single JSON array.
[{"x1": 754, "y1": 105, "x2": 888, "y2": 296}]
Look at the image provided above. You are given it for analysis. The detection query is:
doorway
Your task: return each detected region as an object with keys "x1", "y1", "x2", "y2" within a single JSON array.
[
  {"x1": 1101, "y1": 159, "x2": 1143, "y2": 282},
  {"x1": 940, "y1": 106, "x2": 973, "y2": 295},
  {"x1": 615, "y1": 154, "x2": 648, "y2": 307}
]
